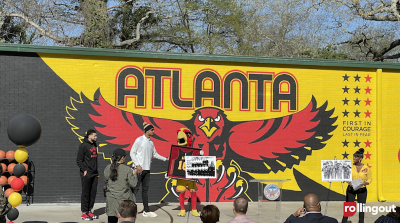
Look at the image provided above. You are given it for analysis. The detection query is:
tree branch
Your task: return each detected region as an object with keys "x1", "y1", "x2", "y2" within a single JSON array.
[
  {"x1": 373, "y1": 52, "x2": 400, "y2": 61},
  {"x1": 112, "y1": 10, "x2": 155, "y2": 47},
  {"x1": 54, "y1": 3, "x2": 78, "y2": 11},
  {"x1": 347, "y1": 0, "x2": 400, "y2": 21},
  {"x1": 107, "y1": 0, "x2": 134, "y2": 10},
  {"x1": 0, "y1": 12, "x2": 78, "y2": 46},
  {"x1": 153, "y1": 39, "x2": 192, "y2": 52},
  {"x1": 1, "y1": 7, "x2": 156, "y2": 47},
  {"x1": 373, "y1": 38, "x2": 400, "y2": 60},
  {"x1": 42, "y1": 16, "x2": 84, "y2": 25}
]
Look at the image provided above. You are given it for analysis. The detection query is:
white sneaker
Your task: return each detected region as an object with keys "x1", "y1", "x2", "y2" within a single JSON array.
[{"x1": 142, "y1": 211, "x2": 157, "y2": 217}]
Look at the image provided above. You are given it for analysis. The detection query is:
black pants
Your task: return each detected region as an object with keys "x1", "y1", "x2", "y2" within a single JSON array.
[
  {"x1": 108, "y1": 216, "x2": 118, "y2": 223},
  {"x1": 342, "y1": 186, "x2": 367, "y2": 223},
  {"x1": 81, "y1": 175, "x2": 98, "y2": 213},
  {"x1": 133, "y1": 170, "x2": 150, "y2": 212}
]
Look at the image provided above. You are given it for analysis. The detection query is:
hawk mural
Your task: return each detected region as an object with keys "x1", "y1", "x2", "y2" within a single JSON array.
[{"x1": 67, "y1": 89, "x2": 337, "y2": 202}]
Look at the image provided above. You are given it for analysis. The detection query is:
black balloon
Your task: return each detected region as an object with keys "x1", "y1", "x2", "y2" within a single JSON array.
[
  {"x1": 7, "y1": 114, "x2": 42, "y2": 147},
  {"x1": 7, "y1": 208, "x2": 19, "y2": 221},
  {"x1": 13, "y1": 164, "x2": 26, "y2": 177}
]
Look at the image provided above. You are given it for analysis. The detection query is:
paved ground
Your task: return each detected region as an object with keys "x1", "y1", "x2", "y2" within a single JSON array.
[{"x1": 12, "y1": 201, "x2": 400, "y2": 223}]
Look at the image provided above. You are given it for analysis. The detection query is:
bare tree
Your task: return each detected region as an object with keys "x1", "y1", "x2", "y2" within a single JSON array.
[
  {"x1": 313, "y1": 0, "x2": 400, "y2": 61},
  {"x1": 140, "y1": 0, "x2": 323, "y2": 57},
  {"x1": 0, "y1": 0, "x2": 337, "y2": 60},
  {"x1": 0, "y1": 0, "x2": 158, "y2": 48}
]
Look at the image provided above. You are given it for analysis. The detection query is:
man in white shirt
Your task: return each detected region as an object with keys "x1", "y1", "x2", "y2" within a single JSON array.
[{"x1": 130, "y1": 122, "x2": 169, "y2": 218}]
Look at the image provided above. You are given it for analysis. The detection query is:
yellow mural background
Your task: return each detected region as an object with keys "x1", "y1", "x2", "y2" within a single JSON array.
[
  {"x1": 381, "y1": 70, "x2": 400, "y2": 201},
  {"x1": 38, "y1": 53, "x2": 399, "y2": 201}
]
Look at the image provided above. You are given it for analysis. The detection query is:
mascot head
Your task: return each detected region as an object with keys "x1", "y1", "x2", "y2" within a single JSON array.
[{"x1": 177, "y1": 128, "x2": 193, "y2": 147}]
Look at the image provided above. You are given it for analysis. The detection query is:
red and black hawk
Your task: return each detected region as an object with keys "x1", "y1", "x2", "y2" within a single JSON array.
[{"x1": 67, "y1": 89, "x2": 337, "y2": 201}]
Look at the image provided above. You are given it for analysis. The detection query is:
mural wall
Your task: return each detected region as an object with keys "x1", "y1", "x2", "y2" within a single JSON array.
[{"x1": 0, "y1": 45, "x2": 399, "y2": 203}]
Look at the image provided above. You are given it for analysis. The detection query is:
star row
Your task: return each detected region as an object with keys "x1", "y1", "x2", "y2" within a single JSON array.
[
  {"x1": 342, "y1": 74, "x2": 372, "y2": 82},
  {"x1": 342, "y1": 98, "x2": 372, "y2": 106},
  {"x1": 342, "y1": 86, "x2": 372, "y2": 94},
  {"x1": 342, "y1": 110, "x2": 371, "y2": 117},
  {"x1": 342, "y1": 139, "x2": 372, "y2": 147}
]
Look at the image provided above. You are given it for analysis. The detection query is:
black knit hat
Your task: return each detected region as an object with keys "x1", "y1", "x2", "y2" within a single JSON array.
[{"x1": 143, "y1": 122, "x2": 154, "y2": 133}]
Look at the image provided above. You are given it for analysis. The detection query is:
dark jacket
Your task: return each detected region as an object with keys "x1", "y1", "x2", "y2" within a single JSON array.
[
  {"x1": 374, "y1": 215, "x2": 399, "y2": 223},
  {"x1": 0, "y1": 187, "x2": 12, "y2": 222},
  {"x1": 104, "y1": 163, "x2": 138, "y2": 217},
  {"x1": 76, "y1": 137, "x2": 98, "y2": 177},
  {"x1": 284, "y1": 213, "x2": 338, "y2": 223}
]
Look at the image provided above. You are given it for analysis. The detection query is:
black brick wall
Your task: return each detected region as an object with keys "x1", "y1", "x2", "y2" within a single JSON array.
[
  {"x1": 0, "y1": 51, "x2": 176, "y2": 203},
  {"x1": 0, "y1": 51, "x2": 100, "y2": 203}
]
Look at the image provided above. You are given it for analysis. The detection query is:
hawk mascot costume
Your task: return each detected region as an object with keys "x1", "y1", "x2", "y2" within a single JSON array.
[{"x1": 176, "y1": 128, "x2": 201, "y2": 217}]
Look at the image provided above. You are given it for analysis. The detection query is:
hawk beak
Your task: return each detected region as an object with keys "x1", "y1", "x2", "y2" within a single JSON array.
[
  {"x1": 177, "y1": 131, "x2": 187, "y2": 146},
  {"x1": 199, "y1": 117, "x2": 219, "y2": 138}
]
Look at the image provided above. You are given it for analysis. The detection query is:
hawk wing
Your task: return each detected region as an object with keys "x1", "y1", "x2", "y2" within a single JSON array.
[
  {"x1": 89, "y1": 91, "x2": 188, "y2": 156},
  {"x1": 227, "y1": 96, "x2": 337, "y2": 173}
]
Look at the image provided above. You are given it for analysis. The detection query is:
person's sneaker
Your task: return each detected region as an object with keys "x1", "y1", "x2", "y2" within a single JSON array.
[
  {"x1": 81, "y1": 212, "x2": 92, "y2": 221},
  {"x1": 142, "y1": 211, "x2": 157, "y2": 217},
  {"x1": 88, "y1": 211, "x2": 98, "y2": 219}
]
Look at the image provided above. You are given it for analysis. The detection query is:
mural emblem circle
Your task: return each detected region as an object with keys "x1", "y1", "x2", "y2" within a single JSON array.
[
  {"x1": 398, "y1": 148, "x2": 400, "y2": 164},
  {"x1": 264, "y1": 183, "x2": 280, "y2": 201}
]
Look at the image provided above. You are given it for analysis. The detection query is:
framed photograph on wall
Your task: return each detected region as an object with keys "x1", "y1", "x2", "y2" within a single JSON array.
[
  {"x1": 321, "y1": 160, "x2": 352, "y2": 181},
  {"x1": 167, "y1": 145, "x2": 201, "y2": 181}
]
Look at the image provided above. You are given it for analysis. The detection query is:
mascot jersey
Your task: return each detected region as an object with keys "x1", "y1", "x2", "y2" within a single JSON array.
[{"x1": 171, "y1": 150, "x2": 193, "y2": 178}]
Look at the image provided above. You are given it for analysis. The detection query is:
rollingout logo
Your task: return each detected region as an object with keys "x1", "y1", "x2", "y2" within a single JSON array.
[{"x1": 343, "y1": 202, "x2": 396, "y2": 217}]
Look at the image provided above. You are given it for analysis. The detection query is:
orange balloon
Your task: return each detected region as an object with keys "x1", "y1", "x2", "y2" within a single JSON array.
[
  {"x1": 1, "y1": 163, "x2": 6, "y2": 172},
  {"x1": 7, "y1": 163, "x2": 15, "y2": 174},
  {"x1": 0, "y1": 176, "x2": 7, "y2": 186},
  {"x1": 20, "y1": 176, "x2": 28, "y2": 185},
  {"x1": 0, "y1": 150, "x2": 5, "y2": 159},
  {"x1": 6, "y1": 151, "x2": 15, "y2": 161},
  {"x1": 22, "y1": 163, "x2": 28, "y2": 172},
  {"x1": 4, "y1": 188, "x2": 14, "y2": 197},
  {"x1": 8, "y1": 176, "x2": 16, "y2": 185}
]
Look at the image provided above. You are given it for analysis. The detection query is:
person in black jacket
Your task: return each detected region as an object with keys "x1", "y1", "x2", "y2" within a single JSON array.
[
  {"x1": 374, "y1": 206, "x2": 400, "y2": 223},
  {"x1": 284, "y1": 194, "x2": 338, "y2": 223},
  {"x1": 77, "y1": 129, "x2": 99, "y2": 220}
]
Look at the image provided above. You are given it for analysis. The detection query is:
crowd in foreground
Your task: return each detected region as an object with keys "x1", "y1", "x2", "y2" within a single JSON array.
[{"x1": 81, "y1": 194, "x2": 400, "y2": 223}]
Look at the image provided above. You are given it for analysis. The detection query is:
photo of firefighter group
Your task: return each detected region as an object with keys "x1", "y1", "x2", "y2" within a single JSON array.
[
  {"x1": 185, "y1": 156, "x2": 216, "y2": 178},
  {"x1": 321, "y1": 160, "x2": 352, "y2": 181}
]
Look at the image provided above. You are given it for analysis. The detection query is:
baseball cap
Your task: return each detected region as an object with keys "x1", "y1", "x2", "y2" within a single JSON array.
[{"x1": 113, "y1": 148, "x2": 128, "y2": 157}]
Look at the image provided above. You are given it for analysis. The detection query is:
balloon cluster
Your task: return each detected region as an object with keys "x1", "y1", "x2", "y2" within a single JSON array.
[{"x1": 2, "y1": 114, "x2": 41, "y2": 223}]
